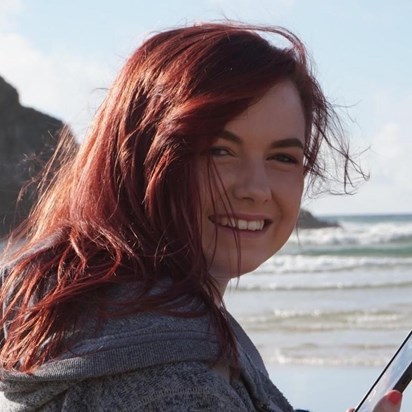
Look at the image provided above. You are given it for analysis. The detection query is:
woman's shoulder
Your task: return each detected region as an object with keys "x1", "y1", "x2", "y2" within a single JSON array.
[{"x1": 66, "y1": 310, "x2": 219, "y2": 372}]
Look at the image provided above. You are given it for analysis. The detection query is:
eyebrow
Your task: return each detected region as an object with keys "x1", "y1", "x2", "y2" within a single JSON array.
[{"x1": 220, "y1": 130, "x2": 304, "y2": 150}]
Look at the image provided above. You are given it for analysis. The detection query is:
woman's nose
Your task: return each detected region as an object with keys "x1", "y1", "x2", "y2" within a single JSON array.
[{"x1": 231, "y1": 161, "x2": 272, "y2": 203}]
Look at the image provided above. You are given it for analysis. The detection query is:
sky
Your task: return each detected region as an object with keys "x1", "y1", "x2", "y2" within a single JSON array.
[{"x1": 0, "y1": 0, "x2": 411, "y2": 215}]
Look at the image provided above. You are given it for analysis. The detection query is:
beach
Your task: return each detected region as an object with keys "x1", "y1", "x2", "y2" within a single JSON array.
[{"x1": 225, "y1": 213, "x2": 412, "y2": 411}]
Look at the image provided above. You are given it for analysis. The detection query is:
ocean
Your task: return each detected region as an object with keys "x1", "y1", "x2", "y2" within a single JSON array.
[{"x1": 225, "y1": 213, "x2": 412, "y2": 410}]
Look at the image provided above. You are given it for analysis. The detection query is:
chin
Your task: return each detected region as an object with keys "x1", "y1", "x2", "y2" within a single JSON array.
[
  {"x1": 212, "y1": 257, "x2": 269, "y2": 279},
  {"x1": 237, "y1": 260, "x2": 269, "y2": 276}
]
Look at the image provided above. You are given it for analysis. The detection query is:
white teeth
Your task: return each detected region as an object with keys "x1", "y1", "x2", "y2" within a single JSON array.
[
  {"x1": 212, "y1": 216, "x2": 265, "y2": 231},
  {"x1": 247, "y1": 220, "x2": 260, "y2": 231},
  {"x1": 238, "y1": 219, "x2": 248, "y2": 230}
]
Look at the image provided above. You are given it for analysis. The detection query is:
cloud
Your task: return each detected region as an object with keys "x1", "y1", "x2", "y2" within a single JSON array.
[
  {"x1": 304, "y1": 91, "x2": 412, "y2": 215},
  {"x1": 0, "y1": 31, "x2": 116, "y2": 141},
  {"x1": 332, "y1": 92, "x2": 412, "y2": 213},
  {"x1": 0, "y1": 0, "x2": 23, "y2": 28},
  {"x1": 368, "y1": 93, "x2": 412, "y2": 190},
  {"x1": 0, "y1": 0, "x2": 120, "y2": 141}
]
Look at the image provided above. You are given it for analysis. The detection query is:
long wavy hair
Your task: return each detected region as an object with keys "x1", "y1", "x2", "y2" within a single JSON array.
[{"x1": 0, "y1": 22, "x2": 364, "y2": 372}]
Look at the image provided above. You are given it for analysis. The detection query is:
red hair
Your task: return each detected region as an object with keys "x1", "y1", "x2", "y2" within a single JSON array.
[{"x1": 0, "y1": 22, "x2": 363, "y2": 372}]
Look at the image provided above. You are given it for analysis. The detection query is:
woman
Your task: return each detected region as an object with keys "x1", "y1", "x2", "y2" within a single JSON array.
[{"x1": 0, "y1": 22, "x2": 402, "y2": 411}]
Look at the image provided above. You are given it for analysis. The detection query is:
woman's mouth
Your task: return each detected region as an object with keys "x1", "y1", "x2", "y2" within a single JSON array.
[{"x1": 209, "y1": 216, "x2": 269, "y2": 231}]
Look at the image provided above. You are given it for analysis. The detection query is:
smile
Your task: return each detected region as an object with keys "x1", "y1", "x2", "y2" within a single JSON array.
[{"x1": 209, "y1": 216, "x2": 267, "y2": 231}]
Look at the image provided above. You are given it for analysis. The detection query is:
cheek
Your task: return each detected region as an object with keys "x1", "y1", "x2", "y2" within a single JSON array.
[
  {"x1": 273, "y1": 173, "x2": 304, "y2": 207},
  {"x1": 274, "y1": 182, "x2": 304, "y2": 233}
]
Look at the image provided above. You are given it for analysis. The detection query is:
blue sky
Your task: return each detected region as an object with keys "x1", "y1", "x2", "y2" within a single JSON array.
[{"x1": 0, "y1": 0, "x2": 411, "y2": 215}]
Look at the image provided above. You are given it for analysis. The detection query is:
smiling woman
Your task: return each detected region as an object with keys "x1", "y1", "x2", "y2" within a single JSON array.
[
  {"x1": 0, "y1": 22, "x2": 386, "y2": 412},
  {"x1": 200, "y1": 81, "x2": 305, "y2": 287}
]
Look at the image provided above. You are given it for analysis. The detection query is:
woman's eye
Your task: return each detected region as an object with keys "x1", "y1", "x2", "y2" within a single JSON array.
[
  {"x1": 209, "y1": 147, "x2": 232, "y2": 157},
  {"x1": 271, "y1": 153, "x2": 298, "y2": 164}
]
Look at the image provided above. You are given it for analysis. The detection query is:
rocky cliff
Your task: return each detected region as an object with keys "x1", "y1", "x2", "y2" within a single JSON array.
[{"x1": 0, "y1": 76, "x2": 71, "y2": 238}]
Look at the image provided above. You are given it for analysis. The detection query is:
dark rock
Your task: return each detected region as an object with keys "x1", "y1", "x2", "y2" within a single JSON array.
[
  {"x1": 0, "y1": 76, "x2": 75, "y2": 239},
  {"x1": 297, "y1": 209, "x2": 339, "y2": 229}
]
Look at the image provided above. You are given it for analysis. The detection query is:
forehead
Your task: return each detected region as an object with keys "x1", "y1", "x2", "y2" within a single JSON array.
[{"x1": 224, "y1": 80, "x2": 306, "y2": 145}]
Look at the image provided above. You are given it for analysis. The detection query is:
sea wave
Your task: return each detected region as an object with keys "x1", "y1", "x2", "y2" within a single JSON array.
[
  {"x1": 230, "y1": 303, "x2": 412, "y2": 367},
  {"x1": 260, "y1": 337, "x2": 411, "y2": 367},
  {"x1": 234, "y1": 280, "x2": 412, "y2": 292},
  {"x1": 265, "y1": 349, "x2": 394, "y2": 367},
  {"x1": 287, "y1": 221, "x2": 412, "y2": 247},
  {"x1": 255, "y1": 254, "x2": 412, "y2": 274},
  {"x1": 237, "y1": 308, "x2": 410, "y2": 330},
  {"x1": 288, "y1": 244, "x2": 412, "y2": 258}
]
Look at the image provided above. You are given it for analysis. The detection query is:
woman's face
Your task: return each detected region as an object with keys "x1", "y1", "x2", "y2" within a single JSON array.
[{"x1": 199, "y1": 80, "x2": 306, "y2": 293}]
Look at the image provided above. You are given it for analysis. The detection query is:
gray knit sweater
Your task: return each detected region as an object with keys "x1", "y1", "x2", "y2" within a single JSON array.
[{"x1": 0, "y1": 287, "x2": 294, "y2": 412}]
